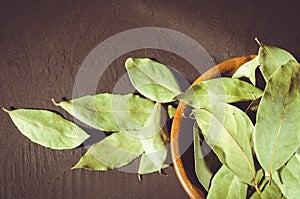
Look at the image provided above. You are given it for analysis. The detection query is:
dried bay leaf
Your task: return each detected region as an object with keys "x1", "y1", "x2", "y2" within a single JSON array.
[
  {"x1": 177, "y1": 78, "x2": 262, "y2": 109},
  {"x1": 72, "y1": 131, "x2": 143, "y2": 170},
  {"x1": 193, "y1": 103, "x2": 257, "y2": 186},
  {"x1": 254, "y1": 60, "x2": 300, "y2": 176},
  {"x1": 53, "y1": 94, "x2": 154, "y2": 132},
  {"x1": 273, "y1": 151, "x2": 300, "y2": 199},
  {"x1": 257, "y1": 40, "x2": 297, "y2": 81},
  {"x1": 137, "y1": 103, "x2": 168, "y2": 174},
  {"x1": 194, "y1": 123, "x2": 221, "y2": 191},
  {"x1": 138, "y1": 153, "x2": 169, "y2": 175},
  {"x1": 207, "y1": 166, "x2": 248, "y2": 199},
  {"x1": 232, "y1": 56, "x2": 259, "y2": 85},
  {"x1": 125, "y1": 58, "x2": 182, "y2": 103},
  {"x1": 3, "y1": 108, "x2": 90, "y2": 150},
  {"x1": 74, "y1": 103, "x2": 169, "y2": 174}
]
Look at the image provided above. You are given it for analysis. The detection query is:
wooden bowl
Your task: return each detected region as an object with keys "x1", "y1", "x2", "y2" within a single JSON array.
[{"x1": 170, "y1": 55, "x2": 256, "y2": 198}]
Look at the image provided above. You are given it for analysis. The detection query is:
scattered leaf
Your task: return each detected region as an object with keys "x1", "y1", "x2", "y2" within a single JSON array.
[
  {"x1": 177, "y1": 78, "x2": 263, "y2": 109},
  {"x1": 207, "y1": 166, "x2": 248, "y2": 199},
  {"x1": 125, "y1": 58, "x2": 182, "y2": 103},
  {"x1": 53, "y1": 94, "x2": 154, "y2": 131},
  {"x1": 193, "y1": 103, "x2": 256, "y2": 186},
  {"x1": 3, "y1": 108, "x2": 89, "y2": 150},
  {"x1": 74, "y1": 103, "x2": 169, "y2": 174},
  {"x1": 254, "y1": 60, "x2": 300, "y2": 175},
  {"x1": 72, "y1": 131, "x2": 143, "y2": 170},
  {"x1": 232, "y1": 56, "x2": 259, "y2": 85},
  {"x1": 138, "y1": 153, "x2": 168, "y2": 175},
  {"x1": 137, "y1": 103, "x2": 168, "y2": 174}
]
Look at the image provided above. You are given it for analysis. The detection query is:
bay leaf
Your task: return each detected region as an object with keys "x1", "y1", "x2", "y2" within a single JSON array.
[
  {"x1": 194, "y1": 122, "x2": 221, "y2": 191},
  {"x1": 137, "y1": 103, "x2": 168, "y2": 174},
  {"x1": 127, "y1": 102, "x2": 165, "y2": 139},
  {"x1": 250, "y1": 177, "x2": 284, "y2": 199},
  {"x1": 74, "y1": 103, "x2": 169, "y2": 174},
  {"x1": 177, "y1": 78, "x2": 262, "y2": 109},
  {"x1": 257, "y1": 42, "x2": 297, "y2": 81},
  {"x1": 273, "y1": 151, "x2": 300, "y2": 199},
  {"x1": 232, "y1": 56, "x2": 259, "y2": 85},
  {"x1": 125, "y1": 58, "x2": 182, "y2": 103},
  {"x1": 3, "y1": 108, "x2": 90, "y2": 150},
  {"x1": 138, "y1": 131, "x2": 168, "y2": 175},
  {"x1": 193, "y1": 103, "x2": 256, "y2": 186},
  {"x1": 207, "y1": 166, "x2": 248, "y2": 199},
  {"x1": 254, "y1": 60, "x2": 300, "y2": 175},
  {"x1": 72, "y1": 131, "x2": 143, "y2": 170},
  {"x1": 138, "y1": 153, "x2": 168, "y2": 175},
  {"x1": 53, "y1": 94, "x2": 154, "y2": 132}
]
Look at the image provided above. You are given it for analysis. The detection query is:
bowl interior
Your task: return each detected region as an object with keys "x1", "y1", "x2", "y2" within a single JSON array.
[{"x1": 170, "y1": 55, "x2": 256, "y2": 198}]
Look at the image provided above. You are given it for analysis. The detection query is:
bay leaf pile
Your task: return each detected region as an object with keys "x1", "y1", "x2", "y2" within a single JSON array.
[{"x1": 3, "y1": 39, "x2": 299, "y2": 198}]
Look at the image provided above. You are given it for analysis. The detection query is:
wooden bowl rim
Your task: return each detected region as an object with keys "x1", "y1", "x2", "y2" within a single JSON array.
[{"x1": 170, "y1": 55, "x2": 256, "y2": 199}]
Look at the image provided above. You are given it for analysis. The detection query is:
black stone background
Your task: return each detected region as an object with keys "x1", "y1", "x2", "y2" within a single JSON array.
[{"x1": 0, "y1": 0, "x2": 299, "y2": 198}]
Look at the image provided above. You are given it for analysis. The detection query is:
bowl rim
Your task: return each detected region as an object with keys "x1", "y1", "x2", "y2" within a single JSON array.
[{"x1": 170, "y1": 55, "x2": 256, "y2": 199}]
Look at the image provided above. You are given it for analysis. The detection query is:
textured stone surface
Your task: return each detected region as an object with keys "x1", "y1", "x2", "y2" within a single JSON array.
[{"x1": 0, "y1": 0, "x2": 299, "y2": 198}]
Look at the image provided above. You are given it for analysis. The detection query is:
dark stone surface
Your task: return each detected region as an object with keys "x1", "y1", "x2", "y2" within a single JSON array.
[{"x1": 0, "y1": 0, "x2": 299, "y2": 198}]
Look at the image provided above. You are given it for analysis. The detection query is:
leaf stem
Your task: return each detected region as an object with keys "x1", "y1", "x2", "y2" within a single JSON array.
[
  {"x1": 245, "y1": 99, "x2": 255, "y2": 114},
  {"x1": 138, "y1": 174, "x2": 142, "y2": 181},
  {"x1": 255, "y1": 184, "x2": 261, "y2": 193},
  {"x1": 2, "y1": 107, "x2": 10, "y2": 113},
  {"x1": 255, "y1": 37, "x2": 279, "y2": 69},
  {"x1": 255, "y1": 37, "x2": 263, "y2": 47},
  {"x1": 268, "y1": 174, "x2": 272, "y2": 185},
  {"x1": 51, "y1": 98, "x2": 60, "y2": 106}
]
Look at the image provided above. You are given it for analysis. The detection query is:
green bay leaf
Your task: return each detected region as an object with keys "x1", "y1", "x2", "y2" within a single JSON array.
[
  {"x1": 194, "y1": 123, "x2": 221, "y2": 191},
  {"x1": 258, "y1": 43, "x2": 297, "y2": 81},
  {"x1": 4, "y1": 108, "x2": 89, "y2": 150},
  {"x1": 74, "y1": 103, "x2": 169, "y2": 174},
  {"x1": 193, "y1": 103, "x2": 256, "y2": 186},
  {"x1": 138, "y1": 148, "x2": 168, "y2": 175},
  {"x1": 73, "y1": 131, "x2": 143, "y2": 170},
  {"x1": 53, "y1": 94, "x2": 154, "y2": 132},
  {"x1": 177, "y1": 78, "x2": 262, "y2": 109},
  {"x1": 207, "y1": 166, "x2": 248, "y2": 199},
  {"x1": 254, "y1": 60, "x2": 300, "y2": 175},
  {"x1": 125, "y1": 58, "x2": 182, "y2": 103},
  {"x1": 273, "y1": 152, "x2": 300, "y2": 199},
  {"x1": 232, "y1": 56, "x2": 259, "y2": 85},
  {"x1": 137, "y1": 103, "x2": 168, "y2": 174}
]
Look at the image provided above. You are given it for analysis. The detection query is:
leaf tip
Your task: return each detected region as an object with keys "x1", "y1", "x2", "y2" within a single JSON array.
[
  {"x1": 51, "y1": 98, "x2": 60, "y2": 106},
  {"x1": 71, "y1": 164, "x2": 79, "y2": 170},
  {"x1": 125, "y1": 57, "x2": 134, "y2": 69}
]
